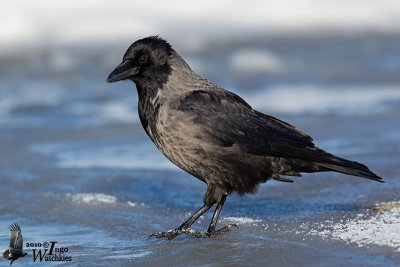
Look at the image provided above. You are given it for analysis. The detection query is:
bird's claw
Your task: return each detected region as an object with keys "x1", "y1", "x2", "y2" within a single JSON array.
[
  {"x1": 150, "y1": 224, "x2": 237, "y2": 240},
  {"x1": 206, "y1": 223, "x2": 237, "y2": 238},
  {"x1": 149, "y1": 228, "x2": 204, "y2": 240},
  {"x1": 149, "y1": 229, "x2": 181, "y2": 240}
]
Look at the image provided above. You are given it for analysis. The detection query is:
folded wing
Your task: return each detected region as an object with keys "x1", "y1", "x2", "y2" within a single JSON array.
[{"x1": 177, "y1": 89, "x2": 382, "y2": 182}]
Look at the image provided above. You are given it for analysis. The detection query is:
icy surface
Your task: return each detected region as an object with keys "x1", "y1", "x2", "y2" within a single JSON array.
[
  {"x1": 1, "y1": 9, "x2": 400, "y2": 265},
  {"x1": 306, "y1": 202, "x2": 400, "y2": 252}
]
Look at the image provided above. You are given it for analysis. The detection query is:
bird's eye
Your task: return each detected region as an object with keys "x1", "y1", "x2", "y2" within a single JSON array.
[{"x1": 139, "y1": 55, "x2": 147, "y2": 64}]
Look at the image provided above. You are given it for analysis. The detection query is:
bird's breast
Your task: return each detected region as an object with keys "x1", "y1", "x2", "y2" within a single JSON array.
[{"x1": 151, "y1": 104, "x2": 220, "y2": 175}]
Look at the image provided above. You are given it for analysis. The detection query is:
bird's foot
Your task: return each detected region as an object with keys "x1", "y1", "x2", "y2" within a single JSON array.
[
  {"x1": 150, "y1": 224, "x2": 237, "y2": 240},
  {"x1": 149, "y1": 228, "x2": 204, "y2": 240},
  {"x1": 206, "y1": 224, "x2": 237, "y2": 238},
  {"x1": 149, "y1": 229, "x2": 182, "y2": 240}
]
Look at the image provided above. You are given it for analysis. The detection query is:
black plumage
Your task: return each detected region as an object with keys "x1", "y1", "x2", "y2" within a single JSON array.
[{"x1": 107, "y1": 36, "x2": 383, "y2": 239}]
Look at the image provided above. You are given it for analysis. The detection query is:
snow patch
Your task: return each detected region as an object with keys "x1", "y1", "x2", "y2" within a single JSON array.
[
  {"x1": 246, "y1": 85, "x2": 400, "y2": 114},
  {"x1": 126, "y1": 201, "x2": 137, "y2": 207},
  {"x1": 67, "y1": 193, "x2": 117, "y2": 205},
  {"x1": 0, "y1": 82, "x2": 63, "y2": 116},
  {"x1": 229, "y1": 49, "x2": 283, "y2": 74},
  {"x1": 2, "y1": 0, "x2": 400, "y2": 52},
  {"x1": 69, "y1": 101, "x2": 138, "y2": 125},
  {"x1": 222, "y1": 217, "x2": 263, "y2": 225},
  {"x1": 307, "y1": 201, "x2": 400, "y2": 252}
]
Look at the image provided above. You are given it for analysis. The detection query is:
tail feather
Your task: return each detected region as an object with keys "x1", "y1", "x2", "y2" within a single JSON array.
[{"x1": 317, "y1": 156, "x2": 383, "y2": 182}]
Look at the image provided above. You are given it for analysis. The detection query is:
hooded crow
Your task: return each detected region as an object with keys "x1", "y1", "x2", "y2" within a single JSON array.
[{"x1": 107, "y1": 36, "x2": 383, "y2": 239}]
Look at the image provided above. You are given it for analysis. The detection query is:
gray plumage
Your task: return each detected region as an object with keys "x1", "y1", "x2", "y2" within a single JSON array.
[
  {"x1": 107, "y1": 36, "x2": 383, "y2": 239},
  {"x1": 3, "y1": 223, "x2": 27, "y2": 265}
]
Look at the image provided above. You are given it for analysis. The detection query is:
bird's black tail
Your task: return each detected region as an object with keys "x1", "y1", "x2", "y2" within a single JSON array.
[{"x1": 316, "y1": 155, "x2": 383, "y2": 182}]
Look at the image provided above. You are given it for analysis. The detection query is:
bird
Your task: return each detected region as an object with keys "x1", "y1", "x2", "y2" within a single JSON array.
[
  {"x1": 3, "y1": 223, "x2": 27, "y2": 265},
  {"x1": 107, "y1": 36, "x2": 383, "y2": 239}
]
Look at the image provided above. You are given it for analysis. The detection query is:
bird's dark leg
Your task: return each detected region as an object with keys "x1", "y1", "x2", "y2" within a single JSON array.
[
  {"x1": 149, "y1": 204, "x2": 212, "y2": 239},
  {"x1": 177, "y1": 204, "x2": 212, "y2": 230},
  {"x1": 150, "y1": 184, "x2": 227, "y2": 240},
  {"x1": 206, "y1": 194, "x2": 237, "y2": 237}
]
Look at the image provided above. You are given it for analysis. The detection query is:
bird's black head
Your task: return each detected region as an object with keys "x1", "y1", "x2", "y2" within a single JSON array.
[{"x1": 107, "y1": 36, "x2": 173, "y2": 85}]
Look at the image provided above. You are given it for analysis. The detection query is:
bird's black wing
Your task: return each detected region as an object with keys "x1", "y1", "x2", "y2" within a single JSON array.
[
  {"x1": 177, "y1": 89, "x2": 382, "y2": 181},
  {"x1": 177, "y1": 89, "x2": 316, "y2": 156},
  {"x1": 8, "y1": 223, "x2": 23, "y2": 251}
]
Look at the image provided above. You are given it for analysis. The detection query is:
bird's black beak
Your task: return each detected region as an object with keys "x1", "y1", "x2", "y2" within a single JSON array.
[{"x1": 107, "y1": 60, "x2": 139, "y2": 83}]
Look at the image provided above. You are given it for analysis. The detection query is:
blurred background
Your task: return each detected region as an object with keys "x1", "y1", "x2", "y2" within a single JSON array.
[{"x1": 1, "y1": 1, "x2": 400, "y2": 266}]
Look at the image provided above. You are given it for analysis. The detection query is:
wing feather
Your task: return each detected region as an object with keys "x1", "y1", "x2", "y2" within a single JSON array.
[
  {"x1": 177, "y1": 89, "x2": 316, "y2": 157},
  {"x1": 176, "y1": 89, "x2": 382, "y2": 182},
  {"x1": 8, "y1": 223, "x2": 23, "y2": 251}
]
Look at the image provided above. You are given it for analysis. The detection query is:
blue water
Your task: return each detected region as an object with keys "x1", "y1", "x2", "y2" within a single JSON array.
[{"x1": 1, "y1": 34, "x2": 400, "y2": 266}]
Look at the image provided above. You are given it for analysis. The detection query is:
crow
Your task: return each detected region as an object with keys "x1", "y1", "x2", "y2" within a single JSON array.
[
  {"x1": 107, "y1": 36, "x2": 383, "y2": 239},
  {"x1": 3, "y1": 223, "x2": 27, "y2": 265}
]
